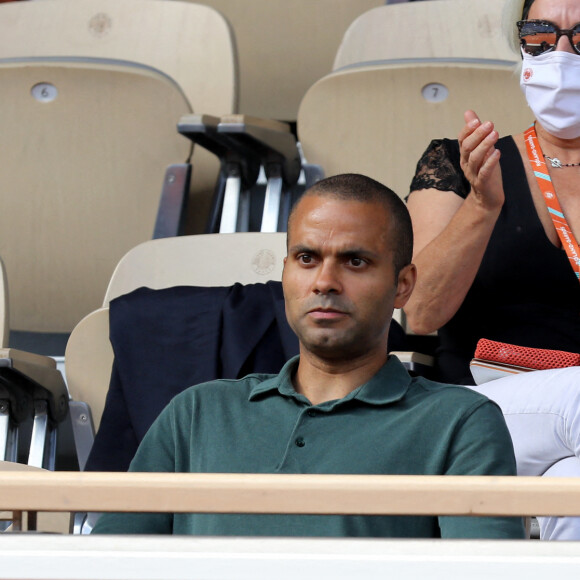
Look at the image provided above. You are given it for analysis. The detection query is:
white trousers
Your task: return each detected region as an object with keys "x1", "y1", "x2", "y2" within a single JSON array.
[{"x1": 468, "y1": 366, "x2": 580, "y2": 540}]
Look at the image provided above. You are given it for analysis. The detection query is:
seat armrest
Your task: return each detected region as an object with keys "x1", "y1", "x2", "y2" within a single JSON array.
[
  {"x1": 178, "y1": 114, "x2": 261, "y2": 190},
  {"x1": 218, "y1": 114, "x2": 302, "y2": 185},
  {"x1": 0, "y1": 348, "x2": 68, "y2": 423}
]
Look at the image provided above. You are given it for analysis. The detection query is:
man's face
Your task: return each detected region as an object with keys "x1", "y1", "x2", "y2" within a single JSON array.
[{"x1": 283, "y1": 195, "x2": 414, "y2": 361}]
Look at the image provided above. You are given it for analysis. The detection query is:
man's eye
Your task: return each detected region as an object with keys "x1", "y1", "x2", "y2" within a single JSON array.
[
  {"x1": 298, "y1": 254, "x2": 312, "y2": 264},
  {"x1": 350, "y1": 257, "x2": 364, "y2": 267}
]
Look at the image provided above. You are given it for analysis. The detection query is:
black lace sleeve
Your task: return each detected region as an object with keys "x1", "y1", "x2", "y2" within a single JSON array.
[{"x1": 408, "y1": 139, "x2": 470, "y2": 199}]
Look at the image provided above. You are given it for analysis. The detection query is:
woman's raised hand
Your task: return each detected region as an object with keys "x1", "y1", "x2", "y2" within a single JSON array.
[{"x1": 458, "y1": 110, "x2": 505, "y2": 211}]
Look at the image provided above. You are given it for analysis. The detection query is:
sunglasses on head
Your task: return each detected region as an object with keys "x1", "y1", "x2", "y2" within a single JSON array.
[{"x1": 517, "y1": 19, "x2": 580, "y2": 56}]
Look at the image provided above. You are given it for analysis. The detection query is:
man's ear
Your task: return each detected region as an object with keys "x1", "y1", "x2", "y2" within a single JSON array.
[{"x1": 393, "y1": 263, "x2": 416, "y2": 309}]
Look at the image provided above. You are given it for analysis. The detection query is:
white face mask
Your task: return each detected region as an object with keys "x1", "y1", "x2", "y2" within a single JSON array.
[{"x1": 520, "y1": 50, "x2": 580, "y2": 140}]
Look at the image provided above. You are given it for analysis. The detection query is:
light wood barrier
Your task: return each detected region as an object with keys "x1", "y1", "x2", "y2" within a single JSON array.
[{"x1": 1, "y1": 472, "x2": 580, "y2": 517}]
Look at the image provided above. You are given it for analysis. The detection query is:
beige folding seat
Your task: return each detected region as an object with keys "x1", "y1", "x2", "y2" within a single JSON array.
[
  {"x1": 0, "y1": 0, "x2": 238, "y2": 352},
  {"x1": 0, "y1": 0, "x2": 236, "y2": 115},
  {"x1": 0, "y1": 59, "x2": 192, "y2": 345},
  {"x1": 188, "y1": 0, "x2": 385, "y2": 122},
  {"x1": 333, "y1": 0, "x2": 515, "y2": 69},
  {"x1": 64, "y1": 233, "x2": 288, "y2": 464},
  {"x1": 297, "y1": 0, "x2": 533, "y2": 200}
]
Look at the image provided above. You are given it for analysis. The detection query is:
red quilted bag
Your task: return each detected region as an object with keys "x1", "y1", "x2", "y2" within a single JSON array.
[{"x1": 474, "y1": 339, "x2": 580, "y2": 371}]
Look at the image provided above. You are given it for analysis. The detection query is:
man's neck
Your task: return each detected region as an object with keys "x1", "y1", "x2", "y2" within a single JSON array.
[{"x1": 293, "y1": 348, "x2": 388, "y2": 406}]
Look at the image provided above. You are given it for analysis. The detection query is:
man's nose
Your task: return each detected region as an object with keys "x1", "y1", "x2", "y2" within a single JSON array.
[{"x1": 313, "y1": 261, "x2": 342, "y2": 294}]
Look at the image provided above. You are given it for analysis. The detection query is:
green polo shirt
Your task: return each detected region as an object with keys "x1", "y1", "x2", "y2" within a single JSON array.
[{"x1": 92, "y1": 355, "x2": 524, "y2": 538}]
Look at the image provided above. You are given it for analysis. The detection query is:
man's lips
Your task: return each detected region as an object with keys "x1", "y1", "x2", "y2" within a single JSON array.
[{"x1": 307, "y1": 308, "x2": 348, "y2": 320}]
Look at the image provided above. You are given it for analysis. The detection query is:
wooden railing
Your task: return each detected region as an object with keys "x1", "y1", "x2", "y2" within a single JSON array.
[{"x1": 1, "y1": 472, "x2": 580, "y2": 516}]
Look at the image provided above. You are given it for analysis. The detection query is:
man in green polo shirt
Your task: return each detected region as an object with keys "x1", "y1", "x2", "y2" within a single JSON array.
[{"x1": 92, "y1": 173, "x2": 524, "y2": 538}]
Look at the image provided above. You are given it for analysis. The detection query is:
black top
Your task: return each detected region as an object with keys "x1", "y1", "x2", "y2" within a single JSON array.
[{"x1": 410, "y1": 136, "x2": 580, "y2": 384}]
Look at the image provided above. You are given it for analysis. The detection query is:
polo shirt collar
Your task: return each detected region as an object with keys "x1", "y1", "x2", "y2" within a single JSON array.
[{"x1": 249, "y1": 354, "x2": 412, "y2": 406}]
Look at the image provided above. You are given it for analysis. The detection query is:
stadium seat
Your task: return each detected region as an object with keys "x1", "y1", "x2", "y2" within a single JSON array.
[
  {"x1": 0, "y1": 0, "x2": 236, "y2": 116},
  {"x1": 65, "y1": 233, "x2": 288, "y2": 442},
  {"x1": 65, "y1": 233, "x2": 289, "y2": 467},
  {"x1": 0, "y1": 58, "x2": 193, "y2": 351}
]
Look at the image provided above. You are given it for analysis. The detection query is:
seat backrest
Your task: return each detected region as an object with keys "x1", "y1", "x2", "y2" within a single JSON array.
[
  {"x1": 0, "y1": 0, "x2": 237, "y2": 115},
  {"x1": 0, "y1": 58, "x2": 192, "y2": 336},
  {"x1": 297, "y1": 0, "x2": 533, "y2": 199},
  {"x1": 65, "y1": 233, "x2": 288, "y2": 430},
  {"x1": 103, "y1": 232, "x2": 287, "y2": 303},
  {"x1": 191, "y1": 0, "x2": 385, "y2": 121},
  {"x1": 333, "y1": 0, "x2": 515, "y2": 69},
  {"x1": 64, "y1": 308, "x2": 113, "y2": 433}
]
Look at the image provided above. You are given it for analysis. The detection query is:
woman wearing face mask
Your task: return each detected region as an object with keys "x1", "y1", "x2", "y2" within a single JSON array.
[{"x1": 405, "y1": 0, "x2": 580, "y2": 540}]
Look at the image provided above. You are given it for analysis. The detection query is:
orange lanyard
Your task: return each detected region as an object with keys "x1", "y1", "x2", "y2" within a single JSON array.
[{"x1": 523, "y1": 125, "x2": 580, "y2": 280}]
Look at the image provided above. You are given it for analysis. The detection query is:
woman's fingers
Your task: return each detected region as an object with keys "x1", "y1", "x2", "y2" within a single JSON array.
[
  {"x1": 479, "y1": 148, "x2": 501, "y2": 181},
  {"x1": 468, "y1": 126, "x2": 499, "y2": 169},
  {"x1": 458, "y1": 111, "x2": 481, "y2": 143},
  {"x1": 464, "y1": 109, "x2": 480, "y2": 129},
  {"x1": 461, "y1": 125, "x2": 498, "y2": 183}
]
